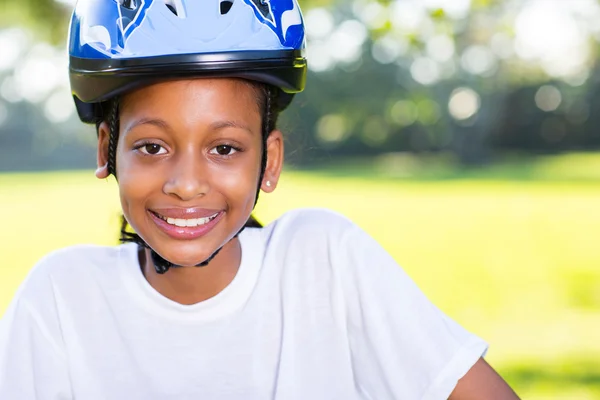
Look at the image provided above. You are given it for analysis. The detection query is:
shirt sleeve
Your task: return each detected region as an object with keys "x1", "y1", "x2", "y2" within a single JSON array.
[
  {"x1": 0, "y1": 277, "x2": 73, "y2": 399},
  {"x1": 338, "y1": 224, "x2": 488, "y2": 400}
]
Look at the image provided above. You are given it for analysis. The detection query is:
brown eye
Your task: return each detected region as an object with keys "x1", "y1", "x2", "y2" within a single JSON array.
[
  {"x1": 211, "y1": 145, "x2": 237, "y2": 156},
  {"x1": 217, "y1": 145, "x2": 232, "y2": 155},
  {"x1": 139, "y1": 143, "x2": 166, "y2": 155}
]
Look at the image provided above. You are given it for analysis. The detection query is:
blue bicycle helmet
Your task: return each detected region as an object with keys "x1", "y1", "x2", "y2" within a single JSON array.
[{"x1": 68, "y1": 0, "x2": 307, "y2": 123}]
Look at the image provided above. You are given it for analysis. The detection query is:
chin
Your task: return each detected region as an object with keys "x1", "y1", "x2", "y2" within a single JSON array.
[
  {"x1": 158, "y1": 251, "x2": 215, "y2": 268},
  {"x1": 151, "y1": 241, "x2": 221, "y2": 268}
]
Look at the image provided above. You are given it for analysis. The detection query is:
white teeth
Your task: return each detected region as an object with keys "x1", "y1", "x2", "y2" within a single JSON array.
[
  {"x1": 185, "y1": 219, "x2": 196, "y2": 227},
  {"x1": 161, "y1": 213, "x2": 219, "y2": 227}
]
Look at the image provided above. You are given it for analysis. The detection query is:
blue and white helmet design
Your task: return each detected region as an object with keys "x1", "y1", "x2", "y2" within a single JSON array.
[
  {"x1": 68, "y1": 0, "x2": 307, "y2": 122},
  {"x1": 70, "y1": 0, "x2": 305, "y2": 58}
]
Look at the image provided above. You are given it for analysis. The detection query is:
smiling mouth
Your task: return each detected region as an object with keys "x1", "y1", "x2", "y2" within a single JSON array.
[{"x1": 151, "y1": 211, "x2": 220, "y2": 227}]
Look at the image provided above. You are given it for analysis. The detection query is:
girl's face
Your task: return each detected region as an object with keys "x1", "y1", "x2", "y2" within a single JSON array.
[{"x1": 96, "y1": 79, "x2": 283, "y2": 267}]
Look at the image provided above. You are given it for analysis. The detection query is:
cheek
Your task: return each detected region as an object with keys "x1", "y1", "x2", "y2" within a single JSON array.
[
  {"x1": 115, "y1": 148, "x2": 160, "y2": 221},
  {"x1": 209, "y1": 155, "x2": 261, "y2": 211}
]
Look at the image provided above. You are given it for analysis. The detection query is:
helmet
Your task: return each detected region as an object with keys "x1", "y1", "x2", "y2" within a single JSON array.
[{"x1": 68, "y1": 0, "x2": 307, "y2": 123}]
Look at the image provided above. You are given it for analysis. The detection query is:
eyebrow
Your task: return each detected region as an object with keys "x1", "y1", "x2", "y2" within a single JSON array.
[
  {"x1": 210, "y1": 120, "x2": 255, "y2": 135},
  {"x1": 123, "y1": 118, "x2": 256, "y2": 136},
  {"x1": 123, "y1": 118, "x2": 171, "y2": 136}
]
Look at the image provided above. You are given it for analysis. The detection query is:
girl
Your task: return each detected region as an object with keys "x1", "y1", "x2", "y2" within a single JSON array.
[{"x1": 0, "y1": 0, "x2": 519, "y2": 398}]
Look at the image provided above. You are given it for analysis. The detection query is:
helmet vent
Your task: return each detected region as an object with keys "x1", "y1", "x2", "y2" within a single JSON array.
[
  {"x1": 220, "y1": 0, "x2": 234, "y2": 15},
  {"x1": 118, "y1": 0, "x2": 137, "y2": 10},
  {"x1": 248, "y1": 0, "x2": 274, "y2": 23},
  {"x1": 165, "y1": 0, "x2": 187, "y2": 18}
]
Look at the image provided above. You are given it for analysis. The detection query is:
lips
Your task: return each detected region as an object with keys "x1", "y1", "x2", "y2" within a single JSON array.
[{"x1": 148, "y1": 208, "x2": 224, "y2": 240}]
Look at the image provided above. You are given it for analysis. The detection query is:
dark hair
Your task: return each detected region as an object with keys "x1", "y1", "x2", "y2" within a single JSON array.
[{"x1": 95, "y1": 80, "x2": 280, "y2": 244}]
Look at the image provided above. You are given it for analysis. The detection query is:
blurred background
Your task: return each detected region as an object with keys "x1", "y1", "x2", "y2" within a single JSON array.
[{"x1": 1, "y1": 0, "x2": 600, "y2": 398}]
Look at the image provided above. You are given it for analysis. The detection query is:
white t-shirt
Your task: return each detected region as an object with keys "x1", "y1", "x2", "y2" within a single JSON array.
[{"x1": 0, "y1": 208, "x2": 487, "y2": 400}]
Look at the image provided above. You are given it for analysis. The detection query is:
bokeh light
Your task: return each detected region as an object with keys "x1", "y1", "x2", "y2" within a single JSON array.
[
  {"x1": 535, "y1": 85, "x2": 562, "y2": 113},
  {"x1": 426, "y1": 35, "x2": 455, "y2": 63},
  {"x1": 389, "y1": 100, "x2": 418, "y2": 127},
  {"x1": 461, "y1": 45, "x2": 498, "y2": 76},
  {"x1": 44, "y1": 90, "x2": 75, "y2": 123},
  {"x1": 305, "y1": 8, "x2": 334, "y2": 40},
  {"x1": 410, "y1": 57, "x2": 441, "y2": 86},
  {"x1": 372, "y1": 35, "x2": 407, "y2": 64},
  {"x1": 514, "y1": 0, "x2": 594, "y2": 79},
  {"x1": 448, "y1": 87, "x2": 481, "y2": 121},
  {"x1": 316, "y1": 114, "x2": 348, "y2": 144}
]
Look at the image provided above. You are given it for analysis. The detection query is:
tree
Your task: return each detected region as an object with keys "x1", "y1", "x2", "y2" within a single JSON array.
[
  {"x1": 1, "y1": 0, "x2": 71, "y2": 43},
  {"x1": 2, "y1": 0, "x2": 599, "y2": 171}
]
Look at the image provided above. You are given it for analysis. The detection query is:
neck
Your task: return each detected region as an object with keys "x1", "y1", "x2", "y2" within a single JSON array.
[{"x1": 140, "y1": 237, "x2": 242, "y2": 305}]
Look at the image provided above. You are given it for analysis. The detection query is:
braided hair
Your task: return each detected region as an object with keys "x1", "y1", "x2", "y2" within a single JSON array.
[
  {"x1": 107, "y1": 99, "x2": 120, "y2": 177},
  {"x1": 99, "y1": 81, "x2": 280, "y2": 273}
]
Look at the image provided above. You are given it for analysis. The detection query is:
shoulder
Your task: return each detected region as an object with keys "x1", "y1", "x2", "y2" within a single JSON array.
[
  {"x1": 28, "y1": 244, "x2": 124, "y2": 277},
  {"x1": 266, "y1": 208, "x2": 356, "y2": 239},
  {"x1": 14, "y1": 244, "x2": 131, "y2": 304},
  {"x1": 248, "y1": 208, "x2": 366, "y2": 269},
  {"x1": 257, "y1": 208, "x2": 399, "y2": 276}
]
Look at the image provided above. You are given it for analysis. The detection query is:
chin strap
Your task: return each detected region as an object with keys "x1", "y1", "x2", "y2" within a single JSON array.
[
  {"x1": 148, "y1": 226, "x2": 247, "y2": 274},
  {"x1": 150, "y1": 246, "x2": 223, "y2": 274}
]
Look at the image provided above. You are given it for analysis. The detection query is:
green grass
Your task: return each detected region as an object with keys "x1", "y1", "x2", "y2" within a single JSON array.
[
  {"x1": 1, "y1": 155, "x2": 600, "y2": 398},
  {"x1": 302, "y1": 151, "x2": 600, "y2": 182}
]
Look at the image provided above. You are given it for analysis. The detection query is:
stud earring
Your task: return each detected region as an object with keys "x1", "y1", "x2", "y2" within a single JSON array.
[{"x1": 266, "y1": 181, "x2": 272, "y2": 187}]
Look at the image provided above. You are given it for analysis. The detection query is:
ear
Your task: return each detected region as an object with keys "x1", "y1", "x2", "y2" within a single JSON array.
[
  {"x1": 96, "y1": 121, "x2": 110, "y2": 179},
  {"x1": 261, "y1": 129, "x2": 284, "y2": 193}
]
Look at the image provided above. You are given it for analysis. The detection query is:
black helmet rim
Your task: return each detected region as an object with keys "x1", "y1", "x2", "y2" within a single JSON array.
[{"x1": 70, "y1": 50, "x2": 306, "y2": 123}]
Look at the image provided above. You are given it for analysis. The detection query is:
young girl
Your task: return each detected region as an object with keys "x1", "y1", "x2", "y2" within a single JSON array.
[{"x1": 0, "y1": 0, "x2": 519, "y2": 398}]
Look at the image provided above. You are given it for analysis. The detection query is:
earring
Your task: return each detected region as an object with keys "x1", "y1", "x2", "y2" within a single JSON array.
[{"x1": 266, "y1": 181, "x2": 272, "y2": 187}]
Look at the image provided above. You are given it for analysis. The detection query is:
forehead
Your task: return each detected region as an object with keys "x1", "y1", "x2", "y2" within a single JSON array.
[{"x1": 120, "y1": 78, "x2": 262, "y2": 123}]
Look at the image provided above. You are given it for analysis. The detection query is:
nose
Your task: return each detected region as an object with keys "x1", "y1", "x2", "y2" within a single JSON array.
[{"x1": 162, "y1": 151, "x2": 210, "y2": 201}]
